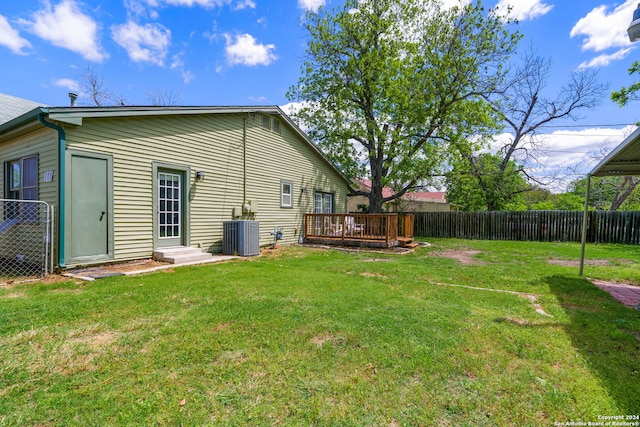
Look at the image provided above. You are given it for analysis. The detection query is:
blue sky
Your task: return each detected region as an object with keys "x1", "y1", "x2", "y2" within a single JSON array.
[{"x1": 1, "y1": 0, "x2": 640, "y2": 187}]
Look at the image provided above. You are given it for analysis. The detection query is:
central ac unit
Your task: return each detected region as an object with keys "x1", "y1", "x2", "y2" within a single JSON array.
[{"x1": 223, "y1": 220, "x2": 260, "y2": 256}]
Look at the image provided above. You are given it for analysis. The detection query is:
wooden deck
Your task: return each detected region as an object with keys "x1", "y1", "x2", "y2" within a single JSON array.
[{"x1": 304, "y1": 214, "x2": 415, "y2": 248}]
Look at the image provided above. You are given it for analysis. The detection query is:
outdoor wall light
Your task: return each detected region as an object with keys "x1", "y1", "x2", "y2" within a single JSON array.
[
  {"x1": 629, "y1": 2, "x2": 640, "y2": 42},
  {"x1": 301, "y1": 186, "x2": 307, "y2": 194},
  {"x1": 196, "y1": 171, "x2": 205, "y2": 182}
]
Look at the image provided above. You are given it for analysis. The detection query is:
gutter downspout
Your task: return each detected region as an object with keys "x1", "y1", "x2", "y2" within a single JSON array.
[
  {"x1": 579, "y1": 174, "x2": 591, "y2": 276},
  {"x1": 243, "y1": 115, "x2": 247, "y2": 208},
  {"x1": 38, "y1": 112, "x2": 66, "y2": 269}
]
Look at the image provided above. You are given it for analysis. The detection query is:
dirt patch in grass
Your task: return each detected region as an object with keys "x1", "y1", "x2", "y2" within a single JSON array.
[
  {"x1": 360, "y1": 272, "x2": 388, "y2": 279},
  {"x1": 547, "y1": 258, "x2": 612, "y2": 267},
  {"x1": 66, "y1": 330, "x2": 118, "y2": 348},
  {"x1": 1, "y1": 292, "x2": 25, "y2": 299},
  {"x1": 431, "y1": 249, "x2": 485, "y2": 265},
  {"x1": 216, "y1": 350, "x2": 248, "y2": 366},
  {"x1": 310, "y1": 333, "x2": 345, "y2": 347}
]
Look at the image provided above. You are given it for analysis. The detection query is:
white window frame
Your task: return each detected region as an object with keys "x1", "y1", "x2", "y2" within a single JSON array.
[
  {"x1": 314, "y1": 191, "x2": 333, "y2": 213},
  {"x1": 272, "y1": 118, "x2": 281, "y2": 134},
  {"x1": 262, "y1": 114, "x2": 271, "y2": 129},
  {"x1": 261, "y1": 114, "x2": 281, "y2": 134},
  {"x1": 6, "y1": 155, "x2": 38, "y2": 201},
  {"x1": 281, "y1": 180, "x2": 293, "y2": 208}
]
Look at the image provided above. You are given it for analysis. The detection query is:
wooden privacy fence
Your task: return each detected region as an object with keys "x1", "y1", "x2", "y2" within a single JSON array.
[{"x1": 413, "y1": 211, "x2": 640, "y2": 244}]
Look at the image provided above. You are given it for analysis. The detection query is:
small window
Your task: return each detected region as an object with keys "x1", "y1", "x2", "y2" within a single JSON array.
[
  {"x1": 261, "y1": 114, "x2": 281, "y2": 134},
  {"x1": 262, "y1": 114, "x2": 271, "y2": 129},
  {"x1": 5, "y1": 155, "x2": 39, "y2": 221},
  {"x1": 6, "y1": 155, "x2": 38, "y2": 201},
  {"x1": 281, "y1": 180, "x2": 293, "y2": 208}
]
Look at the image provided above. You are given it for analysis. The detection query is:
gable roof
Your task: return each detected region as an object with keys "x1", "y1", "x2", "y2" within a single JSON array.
[
  {"x1": 0, "y1": 93, "x2": 45, "y2": 125},
  {"x1": 0, "y1": 104, "x2": 350, "y2": 184},
  {"x1": 591, "y1": 126, "x2": 640, "y2": 177}
]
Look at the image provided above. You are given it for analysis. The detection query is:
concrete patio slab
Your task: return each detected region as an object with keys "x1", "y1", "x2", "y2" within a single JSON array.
[{"x1": 590, "y1": 279, "x2": 640, "y2": 310}]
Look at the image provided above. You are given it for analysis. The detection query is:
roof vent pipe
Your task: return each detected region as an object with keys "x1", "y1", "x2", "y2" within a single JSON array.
[{"x1": 68, "y1": 92, "x2": 78, "y2": 107}]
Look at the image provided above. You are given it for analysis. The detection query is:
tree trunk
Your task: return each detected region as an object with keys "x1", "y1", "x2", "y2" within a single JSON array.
[
  {"x1": 368, "y1": 181, "x2": 384, "y2": 213},
  {"x1": 609, "y1": 176, "x2": 639, "y2": 211}
]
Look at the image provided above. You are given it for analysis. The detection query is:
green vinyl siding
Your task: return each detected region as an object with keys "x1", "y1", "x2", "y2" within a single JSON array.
[
  {"x1": 245, "y1": 114, "x2": 346, "y2": 243},
  {"x1": 0, "y1": 127, "x2": 58, "y2": 266},
  {"x1": 63, "y1": 112, "x2": 346, "y2": 262},
  {"x1": 0, "y1": 127, "x2": 58, "y2": 206}
]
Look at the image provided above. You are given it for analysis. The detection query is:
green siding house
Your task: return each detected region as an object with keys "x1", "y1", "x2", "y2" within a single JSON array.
[{"x1": 0, "y1": 104, "x2": 348, "y2": 269}]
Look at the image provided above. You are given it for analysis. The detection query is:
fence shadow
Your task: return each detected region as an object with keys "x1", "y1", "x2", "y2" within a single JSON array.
[{"x1": 546, "y1": 275, "x2": 640, "y2": 413}]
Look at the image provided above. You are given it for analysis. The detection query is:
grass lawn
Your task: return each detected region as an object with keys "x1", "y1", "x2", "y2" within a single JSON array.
[{"x1": 1, "y1": 239, "x2": 639, "y2": 426}]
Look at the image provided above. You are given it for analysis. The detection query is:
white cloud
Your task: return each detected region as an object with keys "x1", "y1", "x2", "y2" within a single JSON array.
[
  {"x1": 298, "y1": 0, "x2": 325, "y2": 13},
  {"x1": 181, "y1": 70, "x2": 195, "y2": 83},
  {"x1": 493, "y1": 0, "x2": 553, "y2": 22},
  {"x1": 0, "y1": 15, "x2": 31, "y2": 55},
  {"x1": 165, "y1": 0, "x2": 229, "y2": 6},
  {"x1": 224, "y1": 33, "x2": 277, "y2": 66},
  {"x1": 54, "y1": 78, "x2": 80, "y2": 93},
  {"x1": 112, "y1": 21, "x2": 171, "y2": 66},
  {"x1": 235, "y1": 0, "x2": 256, "y2": 10},
  {"x1": 19, "y1": 0, "x2": 106, "y2": 62},
  {"x1": 170, "y1": 52, "x2": 195, "y2": 83},
  {"x1": 491, "y1": 126, "x2": 637, "y2": 189},
  {"x1": 147, "y1": 0, "x2": 229, "y2": 8},
  {"x1": 125, "y1": 0, "x2": 230, "y2": 19},
  {"x1": 577, "y1": 47, "x2": 634, "y2": 69},
  {"x1": 570, "y1": 0, "x2": 636, "y2": 52}
]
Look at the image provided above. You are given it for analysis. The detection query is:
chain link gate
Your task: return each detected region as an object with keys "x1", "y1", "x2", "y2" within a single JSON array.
[{"x1": 0, "y1": 199, "x2": 54, "y2": 280}]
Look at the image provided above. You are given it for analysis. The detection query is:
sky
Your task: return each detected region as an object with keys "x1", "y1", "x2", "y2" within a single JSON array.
[{"x1": 1, "y1": 0, "x2": 640, "y2": 190}]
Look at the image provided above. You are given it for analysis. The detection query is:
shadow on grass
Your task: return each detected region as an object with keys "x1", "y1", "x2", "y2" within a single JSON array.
[{"x1": 547, "y1": 275, "x2": 640, "y2": 413}]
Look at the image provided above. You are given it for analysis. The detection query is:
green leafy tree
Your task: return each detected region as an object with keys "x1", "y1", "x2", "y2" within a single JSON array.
[
  {"x1": 570, "y1": 176, "x2": 640, "y2": 211},
  {"x1": 523, "y1": 185, "x2": 553, "y2": 209},
  {"x1": 611, "y1": 61, "x2": 640, "y2": 107},
  {"x1": 524, "y1": 187, "x2": 584, "y2": 211},
  {"x1": 287, "y1": 0, "x2": 520, "y2": 212},
  {"x1": 445, "y1": 153, "x2": 528, "y2": 211}
]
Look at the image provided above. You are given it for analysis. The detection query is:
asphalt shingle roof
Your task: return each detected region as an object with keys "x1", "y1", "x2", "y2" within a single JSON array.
[{"x1": 0, "y1": 93, "x2": 44, "y2": 125}]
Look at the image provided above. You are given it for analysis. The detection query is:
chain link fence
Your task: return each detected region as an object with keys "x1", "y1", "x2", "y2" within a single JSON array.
[{"x1": 0, "y1": 199, "x2": 53, "y2": 280}]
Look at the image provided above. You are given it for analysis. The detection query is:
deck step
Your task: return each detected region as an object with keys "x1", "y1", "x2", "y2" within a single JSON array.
[
  {"x1": 403, "y1": 242, "x2": 420, "y2": 249},
  {"x1": 153, "y1": 246, "x2": 213, "y2": 264}
]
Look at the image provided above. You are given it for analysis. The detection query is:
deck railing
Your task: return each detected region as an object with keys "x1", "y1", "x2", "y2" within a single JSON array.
[{"x1": 304, "y1": 213, "x2": 414, "y2": 245}]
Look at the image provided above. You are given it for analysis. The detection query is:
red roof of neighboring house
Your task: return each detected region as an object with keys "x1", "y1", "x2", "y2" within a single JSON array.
[
  {"x1": 354, "y1": 179, "x2": 446, "y2": 202},
  {"x1": 404, "y1": 191, "x2": 446, "y2": 202},
  {"x1": 353, "y1": 179, "x2": 396, "y2": 198}
]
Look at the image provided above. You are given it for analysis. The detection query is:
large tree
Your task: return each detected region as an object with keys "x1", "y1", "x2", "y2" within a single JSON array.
[
  {"x1": 570, "y1": 176, "x2": 640, "y2": 211},
  {"x1": 445, "y1": 153, "x2": 528, "y2": 211},
  {"x1": 287, "y1": 0, "x2": 520, "y2": 212},
  {"x1": 449, "y1": 49, "x2": 607, "y2": 210}
]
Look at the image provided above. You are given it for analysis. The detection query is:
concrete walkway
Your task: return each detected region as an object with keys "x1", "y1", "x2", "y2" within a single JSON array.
[
  {"x1": 64, "y1": 255, "x2": 238, "y2": 281},
  {"x1": 590, "y1": 279, "x2": 640, "y2": 310}
]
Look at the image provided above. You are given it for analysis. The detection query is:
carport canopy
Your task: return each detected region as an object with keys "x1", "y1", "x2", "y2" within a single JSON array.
[{"x1": 580, "y1": 126, "x2": 640, "y2": 274}]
